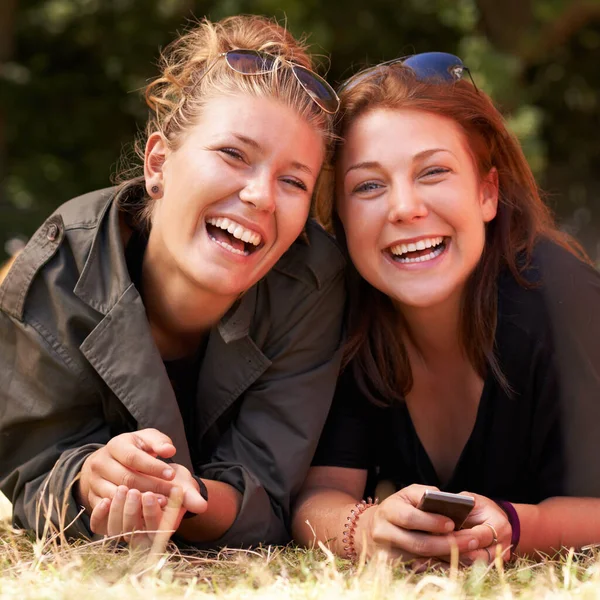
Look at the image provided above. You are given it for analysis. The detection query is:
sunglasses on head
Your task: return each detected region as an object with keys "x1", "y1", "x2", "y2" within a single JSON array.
[
  {"x1": 338, "y1": 52, "x2": 477, "y2": 94},
  {"x1": 195, "y1": 49, "x2": 340, "y2": 114}
]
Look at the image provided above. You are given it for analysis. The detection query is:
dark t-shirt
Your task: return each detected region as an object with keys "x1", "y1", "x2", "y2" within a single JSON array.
[{"x1": 313, "y1": 240, "x2": 600, "y2": 504}]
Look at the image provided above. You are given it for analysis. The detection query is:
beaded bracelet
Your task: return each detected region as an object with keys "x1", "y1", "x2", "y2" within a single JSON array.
[{"x1": 342, "y1": 497, "x2": 378, "y2": 560}]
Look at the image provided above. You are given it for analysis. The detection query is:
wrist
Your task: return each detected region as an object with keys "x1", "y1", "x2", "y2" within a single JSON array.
[
  {"x1": 494, "y1": 499, "x2": 521, "y2": 556},
  {"x1": 342, "y1": 497, "x2": 378, "y2": 560}
]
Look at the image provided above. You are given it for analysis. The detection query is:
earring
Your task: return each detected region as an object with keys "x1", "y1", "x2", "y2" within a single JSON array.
[{"x1": 151, "y1": 185, "x2": 160, "y2": 195}]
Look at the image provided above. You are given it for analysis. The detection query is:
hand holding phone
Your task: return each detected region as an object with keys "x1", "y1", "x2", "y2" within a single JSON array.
[{"x1": 417, "y1": 490, "x2": 475, "y2": 529}]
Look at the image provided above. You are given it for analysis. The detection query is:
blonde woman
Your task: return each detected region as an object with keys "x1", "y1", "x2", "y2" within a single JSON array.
[{"x1": 0, "y1": 15, "x2": 343, "y2": 549}]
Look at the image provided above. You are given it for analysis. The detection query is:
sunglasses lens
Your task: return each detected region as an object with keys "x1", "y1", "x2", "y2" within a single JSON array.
[
  {"x1": 225, "y1": 50, "x2": 275, "y2": 75},
  {"x1": 402, "y1": 52, "x2": 465, "y2": 82},
  {"x1": 292, "y1": 65, "x2": 340, "y2": 114}
]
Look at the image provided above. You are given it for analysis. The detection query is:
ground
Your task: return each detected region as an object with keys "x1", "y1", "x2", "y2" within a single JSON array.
[{"x1": 2, "y1": 492, "x2": 600, "y2": 599}]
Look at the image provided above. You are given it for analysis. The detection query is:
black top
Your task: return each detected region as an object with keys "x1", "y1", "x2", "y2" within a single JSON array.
[{"x1": 313, "y1": 240, "x2": 600, "y2": 503}]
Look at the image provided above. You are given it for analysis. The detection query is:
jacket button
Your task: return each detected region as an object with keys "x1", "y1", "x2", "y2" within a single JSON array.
[{"x1": 47, "y1": 223, "x2": 58, "y2": 241}]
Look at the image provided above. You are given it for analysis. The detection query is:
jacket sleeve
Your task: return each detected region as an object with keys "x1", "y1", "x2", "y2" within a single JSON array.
[
  {"x1": 197, "y1": 270, "x2": 346, "y2": 547},
  {"x1": 0, "y1": 310, "x2": 109, "y2": 538}
]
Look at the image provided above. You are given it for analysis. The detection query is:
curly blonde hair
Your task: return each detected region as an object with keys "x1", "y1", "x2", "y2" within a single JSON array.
[{"x1": 118, "y1": 15, "x2": 335, "y2": 225}]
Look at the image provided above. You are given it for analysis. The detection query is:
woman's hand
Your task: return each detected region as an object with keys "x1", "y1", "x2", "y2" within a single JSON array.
[
  {"x1": 90, "y1": 486, "x2": 186, "y2": 549},
  {"x1": 356, "y1": 484, "x2": 479, "y2": 563},
  {"x1": 78, "y1": 428, "x2": 206, "y2": 517},
  {"x1": 449, "y1": 492, "x2": 512, "y2": 564}
]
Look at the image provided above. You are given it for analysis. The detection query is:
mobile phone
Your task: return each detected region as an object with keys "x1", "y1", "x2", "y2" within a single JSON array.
[{"x1": 417, "y1": 490, "x2": 475, "y2": 529}]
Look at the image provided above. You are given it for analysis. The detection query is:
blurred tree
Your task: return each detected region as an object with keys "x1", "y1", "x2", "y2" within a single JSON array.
[{"x1": 1, "y1": 0, "x2": 599, "y2": 261}]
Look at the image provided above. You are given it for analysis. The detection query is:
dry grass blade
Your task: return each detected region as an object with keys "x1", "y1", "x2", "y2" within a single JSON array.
[{"x1": 3, "y1": 492, "x2": 600, "y2": 598}]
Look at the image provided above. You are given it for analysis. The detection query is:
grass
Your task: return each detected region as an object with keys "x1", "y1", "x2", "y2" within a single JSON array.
[{"x1": 2, "y1": 492, "x2": 600, "y2": 599}]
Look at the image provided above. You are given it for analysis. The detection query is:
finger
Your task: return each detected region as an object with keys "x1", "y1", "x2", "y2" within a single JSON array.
[
  {"x1": 107, "y1": 485, "x2": 128, "y2": 538},
  {"x1": 88, "y1": 490, "x2": 104, "y2": 511},
  {"x1": 387, "y1": 503, "x2": 455, "y2": 535},
  {"x1": 182, "y1": 485, "x2": 208, "y2": 515},
  {"x1": 107, "y1": 440, "x2": 176, "y2": 481},
  {"x1": 90, "y1": 498, "x2": 111, "y2": 535},
  {"x1": 150, "y1": 486, "x2": 184, "y2": 555},
  {"x1": 400, "y1": 484, "x2": 441, "y2": 506},
  {"x1": 467, "y1": 522, "x2": 502, "y2": 549},
  {"x1": 123, "y1": 488, "x2": 143, "y2": 541},
  {"x1": 141, "y1": 492, "x2": 163, "y2": 535},
  {"x1": 132, "y1": 429, "x2": 177, "y2": 459},
  {"x1": 88, "y1": 478, "x2": 118, "y2": 504},
  {"x1": 374, "y1": 522, "x2": 478, "y2": 558},
  {"x1": 91, "y1": 459, "x2": 177, "y2": 496}
]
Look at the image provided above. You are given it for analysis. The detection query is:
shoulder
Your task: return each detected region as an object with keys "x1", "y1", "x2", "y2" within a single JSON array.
[
  {"x1": 0, "y1": 187, "x2": 115, "y2": 321},
  {"x1": 54, "y1": 187, "x2": 115, "y2": 231},
  {"x1": 271, "y1": 219, "x2": 346, "y2": 291},
  {"x1": 249, "y1": 220, "x2": 346, "y2": 348},
  {"x1": 495, "y1": 238, "x2": 598, "y2": 371}
]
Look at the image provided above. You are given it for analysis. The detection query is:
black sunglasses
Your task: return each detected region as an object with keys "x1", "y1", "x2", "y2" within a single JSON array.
[
  {"x1": 194, "y1": 49, "x2": 340, "y2": 114},
  {"x1": 338, "y1": 52, "x2": 477, "y2": 94}
]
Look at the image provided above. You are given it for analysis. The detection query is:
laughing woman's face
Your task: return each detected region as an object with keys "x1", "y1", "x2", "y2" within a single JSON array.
[
  {"x1": 145, "y1": 93, "x2": 324, "y2": 302},
  {"x1": 337, "y1": 108, "x2": 498, "y2": 312}
]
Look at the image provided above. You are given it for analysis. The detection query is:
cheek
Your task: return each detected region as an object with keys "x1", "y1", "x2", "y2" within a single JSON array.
[{"x1": 276, "y1": 197, "x2": 311, "y2": 243}]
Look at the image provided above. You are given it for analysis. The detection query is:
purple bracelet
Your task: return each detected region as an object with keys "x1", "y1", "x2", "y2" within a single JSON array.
[{"x1": 494, "y1": 499, "x2": 521, "y2": 555}]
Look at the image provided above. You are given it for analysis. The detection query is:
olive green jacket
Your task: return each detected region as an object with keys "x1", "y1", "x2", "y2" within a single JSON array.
[{"x1": 0, "y1": 187, "x2": 345, "y2": 547}]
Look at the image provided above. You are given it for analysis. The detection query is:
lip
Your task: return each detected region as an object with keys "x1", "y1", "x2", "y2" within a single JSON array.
[{"x1": 383, "y1": 237, "x2": 451, "y2": 270}]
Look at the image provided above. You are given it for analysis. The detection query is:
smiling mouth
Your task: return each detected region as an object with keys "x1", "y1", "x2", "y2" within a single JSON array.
[
  {"x1": 205, "y1": 217, "x2": 263, "y2": 257},
  {"x1": 387, "y1": 236, "x2": 448, "y2": 264}
]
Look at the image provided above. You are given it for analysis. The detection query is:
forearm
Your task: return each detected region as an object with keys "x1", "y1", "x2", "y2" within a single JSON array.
[
  {"x1": 293, "y1": 487, "x2": 365, "y2": 557},
  {"x1": 515, "y1": 497, "x2": 600, "y2": 556},
  {"x1": 176, "y1": 479, "x2": 242, "y2": 542}
]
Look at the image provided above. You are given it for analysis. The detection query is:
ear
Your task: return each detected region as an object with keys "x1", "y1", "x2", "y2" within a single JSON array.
[
  {"x1": 144, "y1": 132, "x2": 169, "y2": 194},
  {"x1": 480, "y1": 167, "x2": 499, "y2": 223}
]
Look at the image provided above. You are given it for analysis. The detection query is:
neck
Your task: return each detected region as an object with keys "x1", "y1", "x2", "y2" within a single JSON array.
[
  {"x1": 396, "y1": 292, "x2": 465, "y2": 370},
  {"x1": 141, "y1": 231, "x2": 238, "y2": 360}
]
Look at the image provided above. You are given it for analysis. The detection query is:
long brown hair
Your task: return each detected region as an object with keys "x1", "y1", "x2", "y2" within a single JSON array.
[{"x1": 315, "y1": 66, "x2": 589, "y2": 405}]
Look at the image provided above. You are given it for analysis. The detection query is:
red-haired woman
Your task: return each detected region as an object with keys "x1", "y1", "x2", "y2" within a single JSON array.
[{"x1": 292, "y1": 53, "x2": 600, "y2": 565}]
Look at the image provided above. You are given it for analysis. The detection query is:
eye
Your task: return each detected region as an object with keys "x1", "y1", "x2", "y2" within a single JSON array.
[
  {"x1": 219, "y1": 147, "x2": 246, "y2": 162},
  {"x1": 420, "y1": 167, "x2": 451, "y2": 179},
  {"x1": 281, "y1": 177, "x2": 308, "y2": 192},
  {"x1": 353, "y1": 181, "x2": 383, "y2": 194}
]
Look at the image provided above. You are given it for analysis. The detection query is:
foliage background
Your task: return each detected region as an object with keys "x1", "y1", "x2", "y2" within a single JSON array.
[{"x1": 1, "y1": 0, "x2": 599, "y2": 261}]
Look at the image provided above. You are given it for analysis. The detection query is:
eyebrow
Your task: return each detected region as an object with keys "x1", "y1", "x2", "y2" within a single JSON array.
[
  {"x1": 234, "y1": 133, "x2": 314, "y2": 177},
  {"x1": 344, "y1": 148, "x2": 455, "y2": 177},
  {"x1": 234, "y1": 133, "x2": 262, "y2": 150}
]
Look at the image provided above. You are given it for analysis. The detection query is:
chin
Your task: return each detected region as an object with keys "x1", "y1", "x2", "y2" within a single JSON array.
[{"x1": 388, "y1": 284, "x2": 460, "y2": 311}]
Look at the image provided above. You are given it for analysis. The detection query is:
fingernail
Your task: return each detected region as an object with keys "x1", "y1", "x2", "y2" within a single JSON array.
[
  {"x1": 468, "y1": 539, "x2": 478, "y2": 550},
  {"x1": 445, "y1": 521, "x2": 454, "y2": 532},
  {"x1": 162, "y1": 468, "x2": 174, "y2": 479},
  {"x1": 143, "y1": 494, "x2": 155, "y2": 506},
  {"x1": 116, "y1": 487, "x2": 127, "y2": 499}
]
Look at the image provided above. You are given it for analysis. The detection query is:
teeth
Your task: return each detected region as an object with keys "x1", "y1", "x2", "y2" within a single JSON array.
[
  {"x1": 211, "y1": 237, "x2": 249, "y2": 256},
  {"x1": 206, "y1": 216, "x2": 262, "y2": 246},
  {"x1": 389, "y1": 236, "x2": 444, "y2": 257},
  {"x1": 395, "y1": 244, "x2": 446, "y2": 264}
]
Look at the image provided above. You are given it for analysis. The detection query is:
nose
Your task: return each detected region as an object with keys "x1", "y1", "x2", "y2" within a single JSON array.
[
  {"x1": 239, "y1": 171, "x2": 276, "y2": 214},
  {"x1": 387, "y1": 184, "x2": 428, "y2": 223}
]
